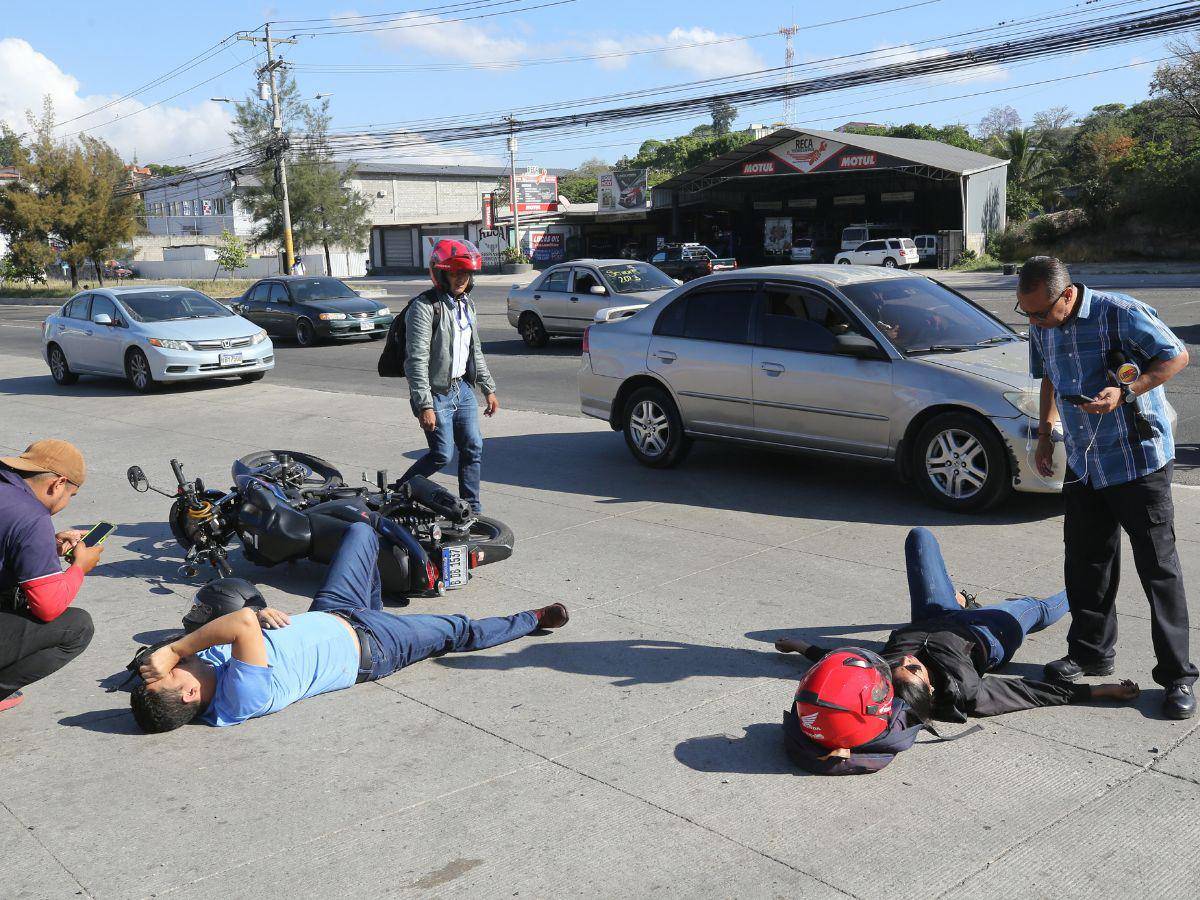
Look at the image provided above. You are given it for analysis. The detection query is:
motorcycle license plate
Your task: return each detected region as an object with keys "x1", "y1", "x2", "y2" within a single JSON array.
[
  {"x1": 219, "y1": 352, "x2": 242, "y2": 367},
  {"x1": 441, "y1": 544, "x2": 469, "y2": 589},
  {"x1": 359, "y1": 321, "x2": 374, "y2": 331}
]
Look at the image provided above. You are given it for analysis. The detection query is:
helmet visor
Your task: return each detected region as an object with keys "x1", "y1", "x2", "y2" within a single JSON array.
[{"x1": 836, "y1": 646, "x2": 892, "y2": 705}]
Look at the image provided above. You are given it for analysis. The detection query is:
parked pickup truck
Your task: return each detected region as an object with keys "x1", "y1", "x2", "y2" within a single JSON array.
[{"x1": 648, "y1": 244, "x2": 737, "y2": 282}]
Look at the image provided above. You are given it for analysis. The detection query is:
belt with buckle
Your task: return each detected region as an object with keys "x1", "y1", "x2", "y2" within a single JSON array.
[{"x1": 328, "y1": 610, "x2": 376, "y2": 683}]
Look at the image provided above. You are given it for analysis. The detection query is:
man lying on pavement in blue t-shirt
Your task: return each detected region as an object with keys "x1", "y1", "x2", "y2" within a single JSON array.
[{"x1": 130, "y1": 521, "x2": 568, "y2": 732}]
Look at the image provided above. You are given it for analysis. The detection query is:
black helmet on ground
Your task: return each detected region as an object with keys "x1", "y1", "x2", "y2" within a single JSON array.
[{"x1": 183, "y1": 577, "x2": 267, "y2": 633}]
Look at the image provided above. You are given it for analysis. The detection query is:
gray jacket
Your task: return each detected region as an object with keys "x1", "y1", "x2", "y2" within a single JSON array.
[{"x1": 404, "y1": 288, "x2": 496, "y2": 413}]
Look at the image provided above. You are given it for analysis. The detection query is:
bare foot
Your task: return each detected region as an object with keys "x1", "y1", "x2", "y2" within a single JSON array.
[{"x1": 1093, "y1": 679, "x2": 1140, "y2": 701}]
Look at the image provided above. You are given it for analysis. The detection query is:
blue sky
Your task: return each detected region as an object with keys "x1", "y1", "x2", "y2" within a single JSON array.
[{"x1": 0, "y1": 0, "x2": 1184, "y2": 169}]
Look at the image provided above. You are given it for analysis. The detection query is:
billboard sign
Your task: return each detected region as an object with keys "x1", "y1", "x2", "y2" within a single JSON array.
[
  {"x1": 598, "y1": 170, "x2": 650, "y2": 212},
  {"x1": 481, "y1": 192, "x2": 495, "y2": 228},
  {"x1": 768, "y1": 135, "x2": 844, "y2": 173},
  {"x1": 515, "y1": 171, "x2": 558, "y2": 212},
  {"x1": 763, "y1": 217, "x2": 793, "y2": 254},
  {"x1": 734, "y1": 133, "x2": 908, "y2": 177},
  {"x1": 477, "y1": 228, "x2": 504, "y2": 268},
  {"x1": 525, "y1": 230, "x2": 564, "y2": 263},
  {"x1": 741, "y1": 160, "x2": 777, "y2": 176}
]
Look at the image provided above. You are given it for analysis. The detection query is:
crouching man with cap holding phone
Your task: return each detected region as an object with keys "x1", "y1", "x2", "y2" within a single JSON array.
[
  {"x1": 0, "y1": 440, "x2": 105, "y2": 714},
  {"x1": 1016, "y1": 257, "x2": 1195, "y2": 719}
]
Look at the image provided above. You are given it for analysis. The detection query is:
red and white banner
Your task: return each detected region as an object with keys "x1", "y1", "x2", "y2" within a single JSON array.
[{"x1": 768, "y1": 135, "x2": 844, "y2": 173}]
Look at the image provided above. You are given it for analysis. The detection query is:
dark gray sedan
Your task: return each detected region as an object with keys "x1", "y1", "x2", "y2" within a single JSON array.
[{"x1": 236, "y1": 276, "x2": 393, "y2": 347}]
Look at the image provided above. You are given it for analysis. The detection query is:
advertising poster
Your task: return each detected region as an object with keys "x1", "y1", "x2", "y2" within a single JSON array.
[
  {"x1": 516, "y1": 171, "x2": 559, "y2": 212},
  {"x1": 477, "y1": 228, "x2": 504, "y2": 268},
  {"x1": 598, "y1": 169, "x2": 650, "y2": 212},
  {"x1": 481, "y1": 192, "x2": 495, "y2": 228},
  {"x1": 525, "y1": 230, "x2": 564, "y2": 263},
  {"x1": 763, "y1": 217, "x2": 793, "y2": 254},
  {"x1": 736, "y1": 133, "x2": 908, "y2": 177}
]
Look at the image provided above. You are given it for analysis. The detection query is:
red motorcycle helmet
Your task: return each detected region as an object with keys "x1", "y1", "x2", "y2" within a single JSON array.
[
  {"x1": 793, "y1": 647, "x2": 894, "y2": 750},
  {"x1": 429, "y1": 238, "x2": 482, "y2": 294}
]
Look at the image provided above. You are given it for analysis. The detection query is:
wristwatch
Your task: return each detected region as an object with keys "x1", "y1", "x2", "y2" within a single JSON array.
[{"x1": 1123, "y1": 385, "x2": 1138, "y2": 405}]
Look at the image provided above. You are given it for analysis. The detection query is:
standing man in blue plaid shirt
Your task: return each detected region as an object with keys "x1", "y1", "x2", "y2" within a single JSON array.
[{"x1": 1017, "y1": 257, "x2": 1195, "y2": 719}]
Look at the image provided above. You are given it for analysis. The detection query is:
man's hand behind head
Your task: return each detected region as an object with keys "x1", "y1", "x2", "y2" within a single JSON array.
[{"x1": 68, "y1": 539, "x2": 105, "y2": 575}]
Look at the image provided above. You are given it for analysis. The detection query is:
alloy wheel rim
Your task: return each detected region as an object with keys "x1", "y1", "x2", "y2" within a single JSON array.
[
  {"x1": 522, "y1": 319, "x2": 541, "y2": 342},
  {"x1": 50, "y1": 350, "x2": 65, "y2": 380},
  {"x1": 130, "y1": 353, "x2": 149, "y2": 388},
  {"x1": 925, "y1": 428, "x2": 987, "y2": 500},
  {"x1": 298, "y1": 321, "x2": 312, "y2": 344},
  {"x1": 630, "y1": 400, "x2": 669, "y2": 457}
]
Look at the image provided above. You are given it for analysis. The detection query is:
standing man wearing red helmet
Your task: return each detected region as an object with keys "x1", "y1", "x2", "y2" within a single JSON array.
[{"x1": 399, "y1": 239, "x2": 498, "y2": 514}]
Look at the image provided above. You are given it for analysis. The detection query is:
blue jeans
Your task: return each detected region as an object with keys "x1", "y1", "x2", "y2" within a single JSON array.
[
  {"x1": 308, "y1": 523, "x2": 538, "y2": 680},
  {"x1": 905, "y1": 527, "x2": 1069, "y2": 669},
  {"x1": 401, "y1": 380, "x2": 483, "y2": 513}
]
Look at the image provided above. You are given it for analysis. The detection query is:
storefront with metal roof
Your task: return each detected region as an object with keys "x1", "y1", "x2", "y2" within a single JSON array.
[{"x1": 650, "y1": 128, "x2": 1008, "y2": 264}]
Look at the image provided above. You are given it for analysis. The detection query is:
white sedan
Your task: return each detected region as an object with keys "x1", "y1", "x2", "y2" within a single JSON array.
[
  {"x1": 835, "y1": 238, "x2": 919, "y2": 269},
  {"x1": 42, "y1": 286, "x2": 274, "y2": 393}
]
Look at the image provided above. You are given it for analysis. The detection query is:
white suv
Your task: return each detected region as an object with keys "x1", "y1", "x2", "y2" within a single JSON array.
[{"x1": 834, "y1": 238, "x2": 919, "y2": 269}]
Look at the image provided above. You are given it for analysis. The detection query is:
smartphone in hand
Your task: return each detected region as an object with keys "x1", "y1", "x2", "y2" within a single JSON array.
[
  {"x1": 1060, "y1": 394, "x2": 1095, "y2": 406},
  {"x1": 66, "y1": 522, "x2": 115, "y2": 560}
]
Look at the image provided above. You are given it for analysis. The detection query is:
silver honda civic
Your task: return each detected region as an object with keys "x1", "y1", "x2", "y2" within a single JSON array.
[{"x1": 579, "y1": 265, "x2": 1169, "y2": 512}]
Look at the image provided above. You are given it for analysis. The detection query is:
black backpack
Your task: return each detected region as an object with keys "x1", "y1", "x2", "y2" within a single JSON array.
[{"x1": 378, "y1": 292, "x2": 441, "y2": 378}]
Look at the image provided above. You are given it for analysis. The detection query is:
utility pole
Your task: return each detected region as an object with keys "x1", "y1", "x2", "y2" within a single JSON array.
[
  {"x1": 240, "y1": 25, "x2": 298, "y2": 273},
  {"x1": 506, "y1": 117, "x2": 520, "y2": 254},
  {"x1": 780, "y1": 24, "x2": 799, "y2": 125}
]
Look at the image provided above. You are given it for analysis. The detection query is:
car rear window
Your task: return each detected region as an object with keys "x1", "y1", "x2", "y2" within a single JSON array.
[
  {"x1": 540, "y1": 269, "x2": 570, "y2": 292},
  {"x1": 899, "y1": 239, "x2": 916, "y2": 249}
]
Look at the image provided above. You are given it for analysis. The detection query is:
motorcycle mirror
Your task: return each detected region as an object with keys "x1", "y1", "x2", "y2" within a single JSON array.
[{"x1": 127, "y1": 465, "x2": 150, "y2": 493}]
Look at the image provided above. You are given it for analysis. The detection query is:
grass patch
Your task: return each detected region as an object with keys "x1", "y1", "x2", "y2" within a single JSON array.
[
  {"x1": 1, "y1": 277, "x2": 259, "y2": 301},
  {"x1": 950, "y1": 253, "x2": 1004, "y2": 272}
]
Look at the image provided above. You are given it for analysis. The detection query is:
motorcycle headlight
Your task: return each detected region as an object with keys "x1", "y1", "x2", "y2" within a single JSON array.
[
  {"x1": 318, "y1": 312, "x2": 347, "y2": 321},
  {"x1": 1003, "y1": 390, "x2": 1041, "y2": 418},
  {"x1": 250, "y1": 330, "x2": 268, "y2": 345},
  {"x1": 375, "y1": 306, "x2": 391, "y2": 316},
  {"x1": 147, "y1": 338, "x2": 191, "y2": 351}
]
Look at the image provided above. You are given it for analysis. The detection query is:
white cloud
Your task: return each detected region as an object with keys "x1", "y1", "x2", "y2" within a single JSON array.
[
  {"x1": 592, "y1": 28, "x2": 764, "y2": 77},
  {"x1": 812, "y1": 44, "x2": 1008, "y2": 87},
  {"x1": 0, "y1": 37, "x2": 233, "y2": 163},
  {"x1": 372, "y1": 13, "x2": 527, "y2": 64}
]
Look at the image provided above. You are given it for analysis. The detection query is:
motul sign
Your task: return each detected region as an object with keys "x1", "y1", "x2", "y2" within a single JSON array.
[
  {"x1": 741, "y1": 161, "x2": 776, "y2": 175},
  {"x1": 839, "y1": 153, "x2": 878, "y2": 169}
]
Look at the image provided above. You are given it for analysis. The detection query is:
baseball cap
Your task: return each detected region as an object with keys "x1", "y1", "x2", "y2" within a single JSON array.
[{"x1": 0, "y1": 439, "x2": 87, "y2": 486}]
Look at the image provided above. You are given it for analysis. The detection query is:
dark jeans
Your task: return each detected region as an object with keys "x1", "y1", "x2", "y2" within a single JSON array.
[
  {"x1": 400, "y1": 379, "x2": 483, "y2": 513},
  {"x1": 0, "y1": 606, "x2": 94, "y2": 700},
  {"x1": 308, "y1": 523, "x2": 537, "y2": 680},
  {"x1": 905, "y1": 527, "x2": 1068, "y2": 669},
  {"x1": 1063, "y1": 462, "x2": 1196, "y2": 687}
]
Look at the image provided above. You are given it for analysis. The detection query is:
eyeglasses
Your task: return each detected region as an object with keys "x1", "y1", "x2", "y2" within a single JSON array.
[
  {"x1": 1015, "y1": 289, "x2": 1067, "y2": 322},
  {"x1": 901, "y1": 664, "x2": 923, "y2": 675}
]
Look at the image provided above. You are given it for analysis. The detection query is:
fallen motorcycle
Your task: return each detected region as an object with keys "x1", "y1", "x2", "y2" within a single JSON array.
[{"x1": 126, "y1": 450, "x2": 514, "y2": 597}]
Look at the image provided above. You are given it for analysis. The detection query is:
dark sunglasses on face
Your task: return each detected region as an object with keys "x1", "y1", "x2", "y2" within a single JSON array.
[
  {"x1": 901, "y1": 664, "x2": 922, "y2": 675},
  {"x1": 1015, "y1": 289, "x2": 1066, "y2": 322}
]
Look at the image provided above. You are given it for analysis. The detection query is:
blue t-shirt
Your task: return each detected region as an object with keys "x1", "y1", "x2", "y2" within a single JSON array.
[
  {"x1": 0, "y1": 467, "x2": 62, "y2": 595},
  {"x1": 198, "y1": 612, "x2": 360, "y2": 726}
]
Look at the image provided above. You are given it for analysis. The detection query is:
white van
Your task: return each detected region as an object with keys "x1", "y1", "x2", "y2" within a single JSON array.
[
  {"x1": 913, "y1": 234, "x2": 939, "y2": 264},
  {"x1": 841, "y1": 224, "x2": 906, "y2": 251}
]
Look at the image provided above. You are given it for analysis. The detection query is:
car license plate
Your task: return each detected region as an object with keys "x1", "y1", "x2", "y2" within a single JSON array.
[
  {"x1": 219, "y1": 352, "x2": 242, "y2": 367},
  {"x1": 441, "y1": 544, "x2": 469, "y2": 589},
  {"x1": 359, "y1": 321, "x2": 374, "y2": 331}
]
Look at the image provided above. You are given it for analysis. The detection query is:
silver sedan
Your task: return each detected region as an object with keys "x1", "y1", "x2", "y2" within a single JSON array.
[
  {"x1": 580, "y1": 265, "x2": 1096, "y2": 512},
  {"x1": 507, "y1": 258, "x2": 677, "y2": 348}
]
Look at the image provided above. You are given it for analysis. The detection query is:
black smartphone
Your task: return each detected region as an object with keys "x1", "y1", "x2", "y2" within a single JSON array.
[
  {"x1": 67, "y1": 522, "x2": 115, "y2": 559},
  {"x1": 1060, "y1": 394, "x2": 1095, "y2": 405}
]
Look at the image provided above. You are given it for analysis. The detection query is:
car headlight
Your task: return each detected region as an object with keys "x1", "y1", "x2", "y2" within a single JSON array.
[
  {"x1": 375, "y1": 306, "x2": 391, "y2": 316},
  {"x1": 147, "y1": 338, "x2": 190, "y2": 351},
  {"x1": 318, "y1": 312, "x2": 347, "y2": 321},
  {"x1": 250, "y1": 330, "x2": 268, "y2": 345},
  {"x1": 1003, "y1": 391, "x2": 1041, "y2": 418}
]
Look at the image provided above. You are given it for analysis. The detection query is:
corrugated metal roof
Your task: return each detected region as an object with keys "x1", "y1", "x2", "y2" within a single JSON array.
[{"x1": 656, "y1": 127, "x2": 1006, "y2": 190}]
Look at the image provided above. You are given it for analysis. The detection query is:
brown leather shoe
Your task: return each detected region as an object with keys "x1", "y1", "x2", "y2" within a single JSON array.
[{"x1": 535, "y1": 603, "x2": 569, "y2": 629}]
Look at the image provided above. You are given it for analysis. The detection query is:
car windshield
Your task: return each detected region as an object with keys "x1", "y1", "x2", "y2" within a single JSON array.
[
  {"x1": 840, "y1": 277, "x2": 1018, "y2": 355},
  {"x1": 599, "y1": 263, "x2": 677, "y2": 293},
  {"x1": 288, "y1": 278, "x2": 359, "y2": 301},
  {"x1": 119, "y1": 290, "x2": 233, "y2": 322}
]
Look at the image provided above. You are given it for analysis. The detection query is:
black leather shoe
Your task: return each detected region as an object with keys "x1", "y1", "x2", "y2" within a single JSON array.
[
  {"x1": 1044, "y1": 656, "x2": 1116, "y2": 681},
  {"x1": 960, "y1": 591, "x2": 982, "y2": 610},
  {"x1": 1164, "y1": 683, "x2": 1196, "y2": 720}
]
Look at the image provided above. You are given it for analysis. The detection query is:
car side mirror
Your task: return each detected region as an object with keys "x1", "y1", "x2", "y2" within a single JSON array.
[
  {"x1": 92, "y1": 313, "x2": 113, "y2": 326},
  {"x1": 836, "y1": 333, "x2": 888, "y2": 360},
  {"x1": 589, "y1": 285, "x2": 607, "y2": 295},
  {"x1": 127, "y1": 465, "x2": 150, "y2": 493}
]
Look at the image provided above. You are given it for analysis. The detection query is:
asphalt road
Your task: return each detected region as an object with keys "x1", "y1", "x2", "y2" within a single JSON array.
[{"x1": 2, "y1": 271, "x2": 1197, "y2": 482}]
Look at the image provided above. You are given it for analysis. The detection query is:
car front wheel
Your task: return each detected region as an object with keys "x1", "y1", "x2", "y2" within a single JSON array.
[
  {"x1": 47, "y1": 344, "x2": 79, "y2": 385},
  {"x1": 125, "y1": 348, "x2": 156, "y2": 393},
  {"x1": 913, "y1": 412, "x2": 1010, "y2": 512},
  {"x1": 622, "y1": 386, "x2": 691, "y2": 468}
]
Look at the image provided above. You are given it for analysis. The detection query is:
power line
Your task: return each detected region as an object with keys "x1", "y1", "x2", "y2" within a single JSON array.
[{"x1": 283, "y1": 0, "x2": 579, "y2": 37}]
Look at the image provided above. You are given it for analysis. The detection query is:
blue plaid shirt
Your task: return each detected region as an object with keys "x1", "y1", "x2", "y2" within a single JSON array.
[{"x1": 1029, "y1": 285, "x2": 1183, "y2": 488}]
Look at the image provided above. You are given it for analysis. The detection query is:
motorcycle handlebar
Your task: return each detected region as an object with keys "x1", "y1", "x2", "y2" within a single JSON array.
[{"x1": 170, "y1": 458, "x2": 187, "y2": 488}]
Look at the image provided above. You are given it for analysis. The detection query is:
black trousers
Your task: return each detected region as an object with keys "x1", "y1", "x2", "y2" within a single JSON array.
[
  {"x1": 1063, "y1": 462, "x2": 1197, "y2": 687},
  {"x1": 0, "y1": 606, "x2": 94, "y2": 700}
]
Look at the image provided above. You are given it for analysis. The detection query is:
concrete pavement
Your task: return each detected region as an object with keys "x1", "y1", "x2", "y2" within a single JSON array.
[{"x1": 2, "y1": 346, "x2": 1200, "y2": 899}]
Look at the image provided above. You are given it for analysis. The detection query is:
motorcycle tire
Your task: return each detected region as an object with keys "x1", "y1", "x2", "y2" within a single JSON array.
[
  {"x1": 235, "y1": 450, "x2": 344, "y2": 495},
  {"x1": 438, "y1": 515, "x2": 515, "y2": 566}
]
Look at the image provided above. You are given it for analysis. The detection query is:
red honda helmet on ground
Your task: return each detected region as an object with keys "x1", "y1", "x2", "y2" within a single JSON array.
[{"x1": 793, "y1": 647, "x2": 894, "y2": 750}]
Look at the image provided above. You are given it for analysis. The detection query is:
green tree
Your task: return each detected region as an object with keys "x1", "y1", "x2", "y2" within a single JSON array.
[
  {"x1": 1151, "y1": 36, "x2": 1200, "y2": 130},
  {"x1": 0, "y1": 123, "x2": 22, "y2": 167},
  {"x1": 0, "y1": 99, "x2": 138, "y2": 287},
  {"x1": 213, "y1": 228, "x2": 248, "y2": 281},
  {"x1": 709, "y1": 99, "x2": 737, "y2": 136},
  {"x1": 558, "y1": 156, "x2": 608, "y2": 204},
  {"x1": 144, "y1": 162, "x2": 188, "y2": 177},
  {"x1": 987, "y1": 127, "x2": 1064, "y2": 218}
]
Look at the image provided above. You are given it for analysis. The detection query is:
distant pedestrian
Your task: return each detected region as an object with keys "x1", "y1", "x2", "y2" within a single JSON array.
[
  {"x1": 398, "y1": 239, "x2": 497, "y2": 515},
  {"x1": 293, "y1": 256, "x2": 306, "y2": 276},
  {"x1": 1017, "y1": 256, "x2": 1195, "y2": 719}
]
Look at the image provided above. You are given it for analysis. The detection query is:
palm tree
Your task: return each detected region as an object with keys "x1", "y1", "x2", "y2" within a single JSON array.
[{"x1": 990, "y1": 127, "x2": 1065, "y2": 216}]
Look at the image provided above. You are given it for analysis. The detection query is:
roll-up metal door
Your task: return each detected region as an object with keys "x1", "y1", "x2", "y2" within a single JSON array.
[{"x1": 382, "y1": 227, "x2": 414, "y2": 267}]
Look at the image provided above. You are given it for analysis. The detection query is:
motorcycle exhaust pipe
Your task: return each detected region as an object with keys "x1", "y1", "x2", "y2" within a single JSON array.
[{"x1": 404, "y1": 475, "x2": 472, "y2": 524}]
